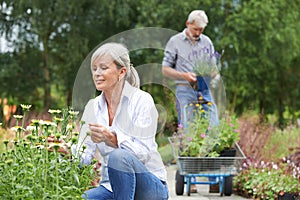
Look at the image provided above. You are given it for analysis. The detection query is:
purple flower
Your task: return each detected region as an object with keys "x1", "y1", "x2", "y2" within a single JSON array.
[
  {"x1": 178, "y1": 123, "x2": 183, "y2": 128},
  {"x1": 187, "y1": 137, "x2": 193, "y2": 141},
  {"x1": 201, "y1": 133, "x2": 206, "y2": 138}
]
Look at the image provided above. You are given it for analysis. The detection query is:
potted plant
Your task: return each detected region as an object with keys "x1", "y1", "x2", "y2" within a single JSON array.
[
  {"x1": 193, "y1": 50, "x2": 222, "y2": 90},
  {"x1": 234, "y1": 159, "x2": 300, "y2": 199},
  {"x1": 169, "y1": 103, "x2": 242, "y2": 195},
  {"x1": 171, "y1": 103, "x2": 240, "y2": 158},
  {"x1": 174, "y1": 102, "x2": 220, "y2": 158},
  {"x1": 212, "y1": 114, "x2": 240, "y2": 157}
]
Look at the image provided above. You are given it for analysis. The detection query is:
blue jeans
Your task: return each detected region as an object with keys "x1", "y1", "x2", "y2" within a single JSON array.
[
  {"x1": 82, "y1": 149, "x2": 169, "y2": 200},
  {"x1": 82, "y1": 185, "x2": 114, "y2": 200},
  {"x1": 176, "y1": 85, "x2": 219, "y2": 130}
]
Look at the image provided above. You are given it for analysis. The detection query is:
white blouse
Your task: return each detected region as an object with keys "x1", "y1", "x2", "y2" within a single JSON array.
[{"x1": 74, "y1": 81, "x2": 167, "y2": 191}]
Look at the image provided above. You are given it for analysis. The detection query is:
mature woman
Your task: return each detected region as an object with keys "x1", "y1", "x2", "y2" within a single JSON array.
[{"x1": 75, "y1": 43, "x2": 168, "y2": 200}]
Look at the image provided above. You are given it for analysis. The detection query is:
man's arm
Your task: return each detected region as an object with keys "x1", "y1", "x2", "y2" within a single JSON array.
[{"x1": 162, "y1": 66, "x2": 197, "y2": 83}]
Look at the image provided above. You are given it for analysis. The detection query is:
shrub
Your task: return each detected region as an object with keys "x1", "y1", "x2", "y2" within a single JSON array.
[
  {"x1": 262, "y1": 126, "x2": 300, "y2": 161},
  {"x1": 235, "y1": 115, "x2": 300, "y2": 199}
]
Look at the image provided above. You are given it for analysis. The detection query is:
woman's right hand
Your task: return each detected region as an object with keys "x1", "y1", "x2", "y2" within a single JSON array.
[
  {"x1": 89, "y1": 124, "x2": 109, "y2": 143},
  {"x1": 89, "y1": 124, "x2": 118, "y2": 148}
]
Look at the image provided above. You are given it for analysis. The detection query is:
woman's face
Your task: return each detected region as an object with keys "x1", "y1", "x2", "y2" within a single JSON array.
[{"x1": 91, "y1": 54, "x2": 126, "y2": 91}]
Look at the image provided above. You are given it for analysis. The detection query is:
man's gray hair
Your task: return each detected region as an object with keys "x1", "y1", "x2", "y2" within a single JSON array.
[{"x1": 187, "y1": 10, "x2": 208, "y2": 28}]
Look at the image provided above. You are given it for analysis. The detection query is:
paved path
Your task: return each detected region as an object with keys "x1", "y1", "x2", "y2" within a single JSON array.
[{"x1": 166, "y1": 165, "x2": 248, "y2": 200}]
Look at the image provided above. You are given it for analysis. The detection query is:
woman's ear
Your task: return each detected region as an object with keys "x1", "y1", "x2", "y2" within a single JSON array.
[{"x1": 119, "y1": 67, "x2": 127, "y2": 80}]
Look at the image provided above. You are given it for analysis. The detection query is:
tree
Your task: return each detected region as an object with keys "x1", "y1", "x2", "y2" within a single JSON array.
[
  {"x1": 1, "y1": 0, "x2": 299, "y2": 129},
  {"x1": 0, "y1": 0, "x2": 99, "y2": 108},
  {"x1": 221, "y1": 0, "x2": 300, "y2": 126}
]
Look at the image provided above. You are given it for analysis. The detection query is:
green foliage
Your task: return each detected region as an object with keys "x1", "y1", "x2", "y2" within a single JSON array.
[
  {"x1": 0, "y1": 50, "x2": 44, "y2": 107},
  {"x1": 262, "y1": 125, "x2": 300, "y2": 161},
  {"x1": 180, "y1": 103, "x2": 218, "y2": 157},
  {"x1": 215, "y1": 114, "x2": 240, "y2": 151},
  {"x1": 234, "y1": 161, "x2": 300, "y2": 199},
  {"x1": 220, "y1": 0, "x2": 300, "y2": 127},
  {"x1": 171, "y1": 103, "x2": 240, "y2": 157},
  {"x1": 0, "y1": 104, "x2": 95, "y2": 198},
  {"x1": 157, "y1": 142, "x2": 173, "y2": 165},
  {"x1": 1, "y1": 0, "x2": 300, "y2": 128}
]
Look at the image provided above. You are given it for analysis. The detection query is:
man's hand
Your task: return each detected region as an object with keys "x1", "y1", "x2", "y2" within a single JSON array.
[
  {"x1": 183, "y1": 72, "x2": 197, "y2": 83},
  {"x1": 162, "y1": 66, "x2": 197, "y2": 83}
]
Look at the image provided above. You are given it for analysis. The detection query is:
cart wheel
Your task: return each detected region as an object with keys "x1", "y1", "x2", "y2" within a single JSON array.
[
  {"x1": 224, "y1": 176, "x2": 233, "y2": 196},
  {"x1": 175, "y1": 170, "x2": 184, "y2": 195}
]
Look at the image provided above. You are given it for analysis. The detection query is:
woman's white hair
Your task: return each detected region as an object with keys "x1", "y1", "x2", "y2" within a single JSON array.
[
  {"x1": 91, "y1": 42, "x2": 140, "y2": 88},
  {"x1": 187, "y1": 10, "x2": 208, "y2": 28}
]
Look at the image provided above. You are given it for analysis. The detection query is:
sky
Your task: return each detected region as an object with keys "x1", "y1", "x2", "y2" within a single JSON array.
[{"x1": 0, "y1": 37, "x2": 8, "y2": 52}]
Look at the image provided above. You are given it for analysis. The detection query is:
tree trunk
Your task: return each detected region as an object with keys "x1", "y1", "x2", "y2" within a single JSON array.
[
  {"x1": 278, "y1": 96, "x2": 284, "y2": 130},
  {"x1": 66, "y1": 89, "x2": 72, "y2": 107},
  {"x1": 43, "y1": 42, "x2": 51, "y2": 109},
  {"x1": 230, "y1": 87, "x2": 238, "y2": 115},
  {"x1": 259, "y1": 99, "x2": 265, "y2": 124}
]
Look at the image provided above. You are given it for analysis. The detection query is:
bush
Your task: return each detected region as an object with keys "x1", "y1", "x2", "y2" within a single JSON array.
[
  {"x1": 262, "y1": 126, "x2": 300, "y2": 161},
  {"x1": 234, "y1": 114, "x2": 300, "y2": 199}
]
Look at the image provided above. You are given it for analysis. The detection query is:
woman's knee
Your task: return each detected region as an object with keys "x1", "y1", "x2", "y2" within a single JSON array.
[{"x1": 108, "y1": 149, "x2": 132, "y2": 168}]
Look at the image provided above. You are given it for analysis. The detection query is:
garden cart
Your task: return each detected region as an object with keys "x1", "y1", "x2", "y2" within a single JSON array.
[
  {"x1": 169, "y1": 138, "x2": 246, "y2": 196},
  {"x1": 168, "y1": 97, "x2": 246, "y2": 196}
]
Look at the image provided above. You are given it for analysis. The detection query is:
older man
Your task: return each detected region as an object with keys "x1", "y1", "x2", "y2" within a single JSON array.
[{"x1": 162, "y1": 10, "x2": 219, "y2": 193}]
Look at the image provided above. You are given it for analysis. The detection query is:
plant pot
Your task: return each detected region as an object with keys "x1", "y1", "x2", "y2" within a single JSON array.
[
  {"x1": 196, "y1": 76, "x2": 211, "y2": 91},
  {"x1": 220, "y1": 148, "x2": 236, "y2": 157},
  {"x1": 216, "y1": 148, "x2": 237, "y2": 170},
  {"x1": 278, "y1": 193, "x2": 298, "y2": 200}
]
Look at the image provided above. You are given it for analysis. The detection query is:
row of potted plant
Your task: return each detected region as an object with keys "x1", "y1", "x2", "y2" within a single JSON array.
[{"x1": 234, "y1": 155, "x2": 300, "y2": 199}]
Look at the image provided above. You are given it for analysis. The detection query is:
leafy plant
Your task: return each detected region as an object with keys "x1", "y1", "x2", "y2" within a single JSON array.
[
  {"x1": 262, "y1": 125, "x2": 300, "y2": 161},
  {"x1": 234, "y1": 158, "x2": 300, "y2": 199},
  {"x1": 170, "y1": 102, "x2": 240, "y2": 157},
  {"x1": 0, "y1": 104, "x2": 96, "y2": 199},
  {"x1": 213, "y1": 114, "x2": 240, "y2": 154}
]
